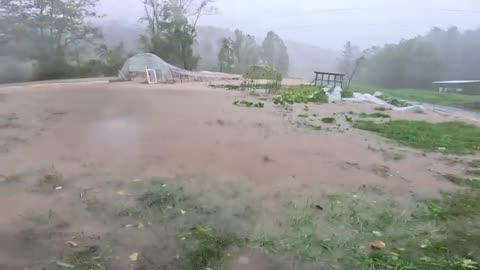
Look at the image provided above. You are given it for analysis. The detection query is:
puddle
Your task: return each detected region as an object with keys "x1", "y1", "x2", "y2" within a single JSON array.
[{"x1": 87, "y1": 118, "x2": 143, "y2": 156}]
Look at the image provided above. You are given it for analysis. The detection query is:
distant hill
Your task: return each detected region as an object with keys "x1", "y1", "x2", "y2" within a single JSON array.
[{"x1": 100, "y1": 21, "x2": 340, "y2": 80}]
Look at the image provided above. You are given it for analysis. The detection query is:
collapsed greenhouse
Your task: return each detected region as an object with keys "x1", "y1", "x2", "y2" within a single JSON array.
[{"x1": 117, "y1": 53, "x2": 241, "y2": 83}]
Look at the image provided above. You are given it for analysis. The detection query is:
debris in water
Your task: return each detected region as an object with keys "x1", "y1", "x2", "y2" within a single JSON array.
[
  {"x1": 321, "y1": 117, "x2": 336, "y2": 124},
  {"x1": 233, "y1": 100, "x2": 264, "y2": 108},
  {"x1": 133, "y1": 179, "x2": 142, "y2": 182},
  {"x1": 180, "y1": 209, "x2": 187, "y2": 215},
  {"x1": 129, "y1": 252, "x2": 139, "y2": 262},
  {"x1": 56, "y1": 261, "x2": 74, "y2": 268},
  {"x1": 238, "y1": 256, "x2": 251, "y2": 264},
  {"x1": 65, "y1": 241, "x2": 78, "y2": 247},
  {"x1": 315, "y1": 205, "x2": 324, "y2": 211},
  {"x1": 372, "y1": 231, "x2": 383, "y2": 237},
  {"x1": 55, "y1": 186, "x2": 63, "y2": 190},
  {"x1": 369, "y1": 240, "x2": 386, "y2": 250}
]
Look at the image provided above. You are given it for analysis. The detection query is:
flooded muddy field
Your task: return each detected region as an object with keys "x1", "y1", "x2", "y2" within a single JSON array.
[{"x1": 0, "y1": 80, "x2": 476, "y2": 269}]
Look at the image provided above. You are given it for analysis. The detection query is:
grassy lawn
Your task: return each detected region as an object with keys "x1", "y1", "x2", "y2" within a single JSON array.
[
  {"x1": 53, "y1": 174, "x2": 480, "y2": 270},
  {"x1": 253, "y1": 189, "x2": 480, "y2": 270},
  {"x1": 354, "y1": 120, "x2": 480, "y2": 154},
  {"x1": 351, "y1": 85, "x2": 480, "y2": 109}
]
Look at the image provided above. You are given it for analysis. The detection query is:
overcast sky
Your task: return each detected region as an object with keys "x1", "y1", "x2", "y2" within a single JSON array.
[{"x1": 99, "y1": 0, "x2": 480, "y2": 49}]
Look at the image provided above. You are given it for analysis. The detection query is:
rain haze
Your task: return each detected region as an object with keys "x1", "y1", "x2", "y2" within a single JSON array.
[
  {"x1": 99, "y1": 0, "x2": 480, "y2": 49},
  {"x1": 2, "y1": 0, "x2": 480, "y2": 269}
]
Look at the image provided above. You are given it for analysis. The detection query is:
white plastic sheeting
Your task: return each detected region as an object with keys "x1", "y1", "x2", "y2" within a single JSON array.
[
  {"x1": 344, "y1": 93, "x2": 390, "y2": 106},
  {"x1": 119, "y1": 53, "x2": 174, "y2": 81},
  {"x1": 393, "y1": 105, "x2": 427, "y2": 114},
  {"x1": 328, "y1": 86, "x2": 343, "y2": 103},
  {"x1": 343, "y1": 91, "x2": 427, "y2": 114},
  {"x1": 118, "y1": 53, "x2": 241, "y2": 82}
]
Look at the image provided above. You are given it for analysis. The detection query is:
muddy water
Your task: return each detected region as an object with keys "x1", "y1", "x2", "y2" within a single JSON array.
[{"x1": 0, "y1": 81, "x2": 466, "y2": 269}]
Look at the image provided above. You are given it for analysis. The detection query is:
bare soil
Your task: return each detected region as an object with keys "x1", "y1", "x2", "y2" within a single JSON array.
[{"x1": 0, "y1": 80, "x2": 471, "y2": 269}]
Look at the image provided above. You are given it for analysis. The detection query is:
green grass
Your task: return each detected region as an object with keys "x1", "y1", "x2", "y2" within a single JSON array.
[
  {"x1": 56, "y1": 246, "x2": 107, "y2": 270},
  {"x1": 351, "y1": 85, "x2": 480, "y2": 109},
  {"x1": 181, "y1": 227, "x2": 242, "y2": 270},
  {"x1": 342, "y1": 88, "x2": 354, "y2": 98},
  {"x1": 134, "y1": 181, "x2": 215, "y2": 220},
  {"x1": 443, "y1": 175, "x2": 480, "y2": 189},
  {"x1": 354, "y1": 120, "x2": 480, "y2": 154},
  {"x1": 252, "y1": 188, "x2": 480, "y2": 270}
]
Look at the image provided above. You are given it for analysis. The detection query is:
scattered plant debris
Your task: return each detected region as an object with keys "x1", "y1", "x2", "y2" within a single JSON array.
[
  {"x1": 369, "y1": 240, "x2": 386, "y2": 250},
  {"x1": 208, "y1": 84, "x2": 240, "y2": 90},
  {"x1": 263, "y1": 155, "x2": 273, "y2": 163},
  {"x1": 359, "y1": 112, "x2": 391, "y2": 118},
  {"x1": 444, "y1": 175, "x2": 480, "y2": 188},
  {"x1": 321, "y1": 117, "x2": 336, "y2": 124},
  {"x1": 374, "y1": 106, "x2": 392, "y2": 111},
  {"x1": 233, "y1": 100, "x2": 264, "y2": 108}
]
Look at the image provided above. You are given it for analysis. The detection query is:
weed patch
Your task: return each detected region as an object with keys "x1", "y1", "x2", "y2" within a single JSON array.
[
  {"x1": 134, "y1": 181, "x2": 215, "y2": 220},
  {"x1": 253, "y1": 189, "x2": 480, "y2": 270},
  {"x1": 273, "y1": 85, "x2": 327, "y2": 105},
  {"x1": 342, "y1": 88, "x2": 353, "y2": 98},
  {"x1": 181, "y1": 227, "x2": 242, "y2": 270},
  {"x1": 354, "y1": 120, "x2": 480, "y2": 154},
  {"x1": 56, "y1": 246, "x2": 106, "y2": 270}
]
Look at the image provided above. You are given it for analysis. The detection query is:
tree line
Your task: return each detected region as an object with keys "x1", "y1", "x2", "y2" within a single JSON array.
[
  {"x1": 0, "y1": 0, "x2": 290, "y2": 83},
  {"x1": 218, "y1": 30, "x2": 289, "y2": 76},
  {"x1": 339, "y1": 27, "x2": 480, "y2": 89}
]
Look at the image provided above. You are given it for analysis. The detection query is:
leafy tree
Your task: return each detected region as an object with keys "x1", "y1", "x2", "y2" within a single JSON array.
[
  {"x1": 360, "y1": 36, "x2": 442, "y2": 89},
  {"x1": 0, "y1": 0, "x2": 103, "y2": 79},
  {"x1": 262, "y1": 31, "x2": 289, "y2": 75},
  {"x1": 140, "y1": 0, "x2": 216, "y2": 70},
  {"x1": 357, "y1": 27, "x2": 480, "y2": 90},
  {"x1": 96, "y1": 42, "x2": 128, "y2": 76},
  {"x1": 337, "y1": 41, "x2": 363, "y2": 87},
  {"x1": 1, "y1": 0, "x2": 102, "y2": 58},
  {"x1": 218, "y1": 38, "x2": 235, "y2": 73},
  {"x1": 229, "y1": 30, "x2": 262, "y2": 73}
]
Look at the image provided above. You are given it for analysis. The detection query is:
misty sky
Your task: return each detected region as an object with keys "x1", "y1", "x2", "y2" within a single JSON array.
[{"x1": 99, "y1": 0, "x2": 479, "y2": 50}]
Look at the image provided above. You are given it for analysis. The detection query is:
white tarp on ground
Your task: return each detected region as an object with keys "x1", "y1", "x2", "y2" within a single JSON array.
[
  {"x1": 344, "y1": 93, "x2": 391, "y2": 106},
  {"x1": 339, "y1": 88, "x2": 427, "y2": 113},
  {"x1": 393, "y1": 105, "x2": 427, "y2": 113},
  {"x1": 118, "y1": 53, "x2": 241, "y2": 82}
]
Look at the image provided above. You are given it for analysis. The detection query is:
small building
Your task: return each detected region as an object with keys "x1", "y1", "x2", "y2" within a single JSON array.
[{"x1": 433, "y1": 80, "x2": 480, "y2": 95}]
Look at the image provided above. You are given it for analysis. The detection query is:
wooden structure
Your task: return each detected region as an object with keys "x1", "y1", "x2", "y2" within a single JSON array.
[{"x1": 314, "y1": 71, "x2": 345, "y2": 87}]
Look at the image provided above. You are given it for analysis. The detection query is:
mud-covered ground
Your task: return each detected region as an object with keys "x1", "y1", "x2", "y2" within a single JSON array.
[{"x1": 0, "y1": 80, "x2": 475, "y2": 269}]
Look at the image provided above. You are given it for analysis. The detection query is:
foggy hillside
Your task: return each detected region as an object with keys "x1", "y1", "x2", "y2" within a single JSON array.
[{"x1": 100, "y1": 21, "x2": 339, "y2": 79}]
